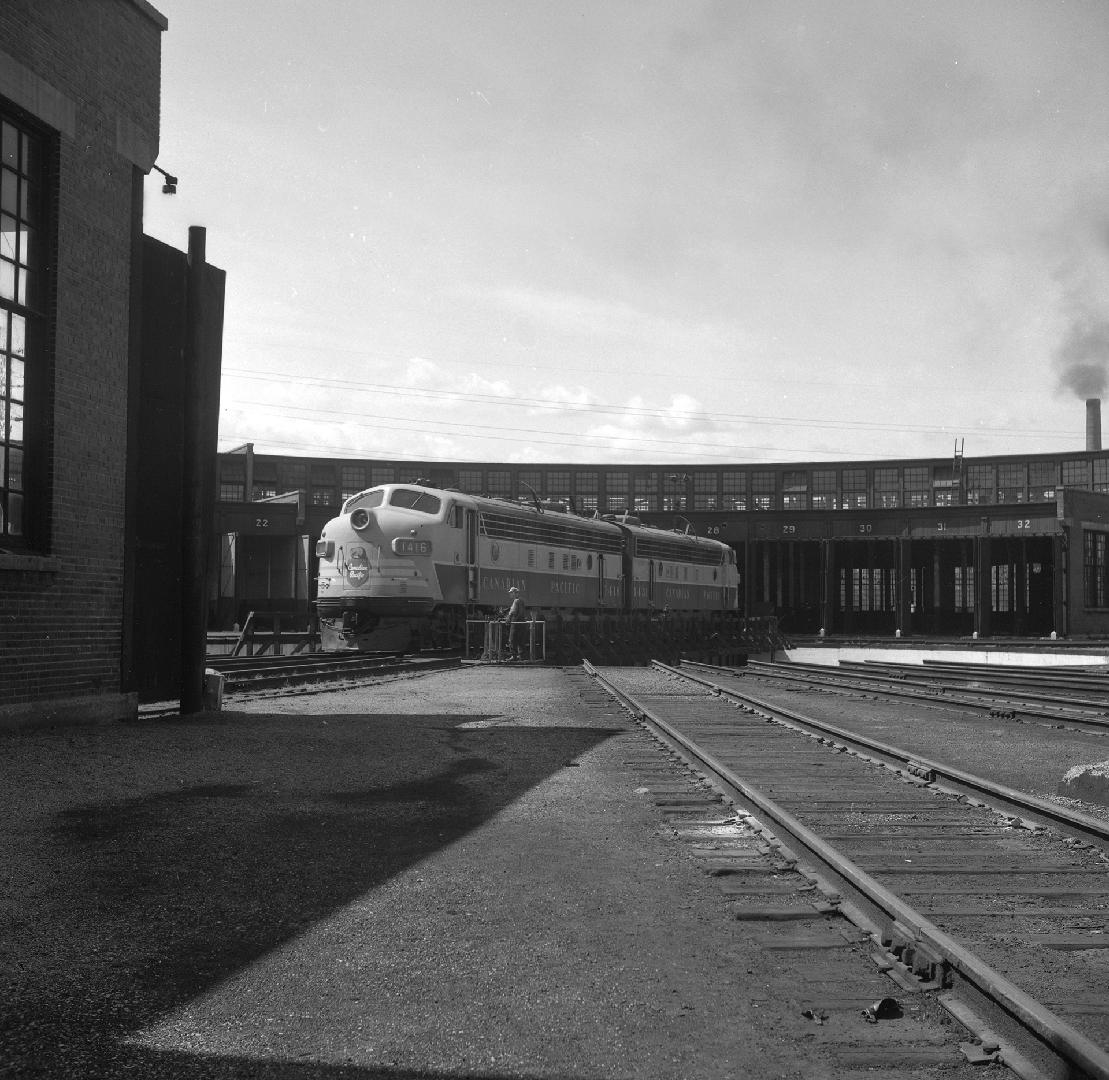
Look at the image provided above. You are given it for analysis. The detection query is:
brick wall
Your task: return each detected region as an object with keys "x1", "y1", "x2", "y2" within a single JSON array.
[{"x1": 0, "y1": 1, "x2": 165, "y2": 726}]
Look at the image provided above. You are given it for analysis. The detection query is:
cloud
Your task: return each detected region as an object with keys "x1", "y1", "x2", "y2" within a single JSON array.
[
  {"x1": 403, "y1": 357, "x2": 513, "y2": 405},
  {"x1": 529, "y1": 384, "x2": 597, "y2": 414}
]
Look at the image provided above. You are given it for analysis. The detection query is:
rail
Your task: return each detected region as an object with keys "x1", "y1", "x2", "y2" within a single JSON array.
[{"x1": 583, "y1": 659, "x2": 1109, "y2": 1080}]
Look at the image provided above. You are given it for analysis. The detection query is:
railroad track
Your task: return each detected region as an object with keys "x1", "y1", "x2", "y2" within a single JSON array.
[
  {"x1": 206, "y1": 651, "x2": 461, "y2": 693},
  {"x1": 727, "y1": 658, "x2": 1109, "y2": 735},
  {"x1": 585, "y1": 660, "x2": 1109, "y2": 1080}
]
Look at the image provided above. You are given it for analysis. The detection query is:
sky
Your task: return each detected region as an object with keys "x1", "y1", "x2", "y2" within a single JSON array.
[{"x1": 141, "y1": 1, "x2": 1109, "y2": 467}]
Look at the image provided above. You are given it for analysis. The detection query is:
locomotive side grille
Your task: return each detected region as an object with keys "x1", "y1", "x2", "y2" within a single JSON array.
[
  {"x1": 635, "y1": 535, "x2": 724, "y2": 565},
  {"x1": 479, "y1": 510, "x2": 625, "y2": 553}
]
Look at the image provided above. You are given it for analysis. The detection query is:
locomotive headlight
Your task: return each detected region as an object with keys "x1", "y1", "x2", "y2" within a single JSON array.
[{"x1": 350, "y1": 508, "x2": 370, "y2": 530}]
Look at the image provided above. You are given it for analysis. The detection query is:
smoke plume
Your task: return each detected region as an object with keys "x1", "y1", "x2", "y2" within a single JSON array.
[{"x1": 1055, "y1": 312, "x2": 1109, "y2": 399}]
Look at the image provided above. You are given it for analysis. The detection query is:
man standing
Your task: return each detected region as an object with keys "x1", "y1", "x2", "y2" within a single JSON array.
[{"x1": 505, "y1": 586, "x2": 525, "y2": 661}]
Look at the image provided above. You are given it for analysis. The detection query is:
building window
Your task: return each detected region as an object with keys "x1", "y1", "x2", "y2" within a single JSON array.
[
  {"x1": 903, "y1": 468, "x2": 929, "y2": 508},
  {"x1": 841, "y1": 469, "x2": 867, "y2": 510},
  {"x1": 1085, "y1": 530, "x2": 1109, "y2": 608},
  {"x1": 692, "y1": 471, "x2": 718, "y2": 507},
  {"x1": 219, "y1": 461, "x2": 245, "y2": 504},
  {"x1": 486, "y1": 470, "x2": 511, "y2": 496},
  {"x1": 457, "y1": 470, "x2": 482, "y2": 493},
  {"x1": 997, "y1": 463, "x2": 1026, "y2": 504},
  {"x1": 309, "y1": 466, "x2": 334, "y2": 507},
  {"x1": 781, "y1": 470, "x2": 808, "y2": 509},
  {"x1": 605, "y1": 471, "x2": 628, "y2": 493},
  {"x1": 965, "y1": 464, "x2": 995, "y2": 506},
  {"x1": 547, "y1": 471, "x2": 571, "y2": 498},
  {"x1": 605, "y1": 472, "x2": 629, "y2": 512},
  {"x1": 518, "y1": 470, "x2": 543, "y2": 499},
  {"x1": 252, "y1": 464, "x2": 278, "y2": 501},
  {"x1": 1062, "y1": 459, "x2": 1091, "y2": 488},
  {"x1": 841, "y1": 568, "x2": 896, "y2": 612},
  {"x1": 722, "y1": 471, "x2": 746, "y2": 511},
  {"x1": 811, "y1": 470, "x2": 837, "y2": 510},
  {"x1": 992, "y1": 563, "x2": 1012, "y2": 613},
  {"x1": 284, "y1": 463, "x2": 306, "y2": 490},
  {"x1": 751, "y1": 471, "x2": 775, "y2": 511},
  {"x1": 575, "y1": 471, "x2": 598, "y2": 493},
  {"x1": 873, "y1": 468, "x2": 898, "y2": 508},
  {"x1": 1, "y1": 112, "x2": 46, "y2": 545},
  {"x1": 1028, "y1": 462, "x2": 1057, "y2": 502},
  {"x1": 578, "y1": 494, "x2": 598, "y2": 513},
  {"x1": 370, "y1": 466, "x2": 395, "y2": 486},
  {"x1": 662, "y1": 472, "x2": 688, "y2": 511},
  {"x1": 954, "y1": 565, "x2": 975, "y2": 612},
  {"x1": 340, "y1": 464, "x2": 365, "y2": 500},
  {"x1": 1094, "y1": 458, "x2": 1109, "y2": 494}
]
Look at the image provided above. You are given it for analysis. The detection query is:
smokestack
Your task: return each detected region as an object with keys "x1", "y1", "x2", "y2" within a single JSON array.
[{"x1": 1087, "y1": 398, "x2": 1102, "y2": 452}]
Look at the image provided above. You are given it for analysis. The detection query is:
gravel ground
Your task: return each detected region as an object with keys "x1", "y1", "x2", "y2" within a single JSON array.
[{"x1": 1, "y1": 665, "x2": 987, "y2": 1080}]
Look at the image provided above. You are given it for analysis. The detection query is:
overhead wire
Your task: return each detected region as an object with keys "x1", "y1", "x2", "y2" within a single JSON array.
[{"x1": 222, "y1": 366, "x2": 1077, "y2": 441}]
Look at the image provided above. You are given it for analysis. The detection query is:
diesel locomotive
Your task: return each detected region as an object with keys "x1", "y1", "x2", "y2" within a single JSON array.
[{"x1": 313, "y1": 482, "x2": 739, "y2": 652}]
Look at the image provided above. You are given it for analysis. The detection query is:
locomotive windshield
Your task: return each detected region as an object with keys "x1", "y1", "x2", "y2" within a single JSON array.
[
  {"x1": 389, "y1": 488, "x2": 442, "y2": 514},
  {"x1": 343, "y1": 489, "x2": 385, "y2": 513}
]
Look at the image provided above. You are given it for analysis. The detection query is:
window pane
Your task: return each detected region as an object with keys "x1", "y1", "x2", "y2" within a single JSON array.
[
  {"x1": 0, "y1": 122, "x2": 16, "y2": 168},
  {"x1": 7, "y1": 445, "x2": 21, "y2": 489},
  {"x1": 10, "y1": 357, "x2": 22, "y2": 400},
  {"x1": 0, "y1": 214, "x2": 14, "y2": 260},
  {"x1": 0, "y1": 169, "x2": 15, "y2": 214},
  {"x1": 388, "y1": 488, "x2": 441, "y2": 514},
  {"x1": 7, "y1": 491, "x2": 21, "y2": 535},
  {"x1": 19, "y1": 224, "x2": 33, "y2": 268},
  {"x1": 20, "y1": 132, "x2": 35, "y2": 177},
  {"x1": 11, "y1": 314, "x2": 23, "y2": 356}
]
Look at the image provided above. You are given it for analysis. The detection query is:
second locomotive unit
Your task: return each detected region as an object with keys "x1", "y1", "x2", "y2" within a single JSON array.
[{"x1": 314, "y1": 482, "x2": 739, "y2": 652}]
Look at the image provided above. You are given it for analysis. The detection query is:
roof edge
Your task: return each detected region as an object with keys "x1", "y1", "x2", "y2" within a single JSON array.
[{"x1": 125, "y1": 0, "x2": 169, "y2": 31}]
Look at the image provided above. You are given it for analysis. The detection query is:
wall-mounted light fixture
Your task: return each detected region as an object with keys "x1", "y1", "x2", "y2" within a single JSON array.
[{"x1": 151, "y1": 163, "x2": 178, "y2": 194}]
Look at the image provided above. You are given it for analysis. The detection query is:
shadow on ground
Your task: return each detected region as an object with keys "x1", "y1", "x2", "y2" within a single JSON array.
[{"x1": 1, "y1": 711, "x2": 621, "y2": 1078}]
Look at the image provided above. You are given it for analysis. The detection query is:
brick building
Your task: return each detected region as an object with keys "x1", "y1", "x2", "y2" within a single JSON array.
[
  {"x1": 214, "y1": 428, "x2": 1109, "y2": 642},
  {"x1": 0, "y1": 1, "x2": 216, "y2": 728}
]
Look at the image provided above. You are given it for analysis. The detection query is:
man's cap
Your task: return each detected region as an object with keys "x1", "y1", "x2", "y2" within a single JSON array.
[{"x1": 508, "y1": 586, "x2": 520, "y2": 593}]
